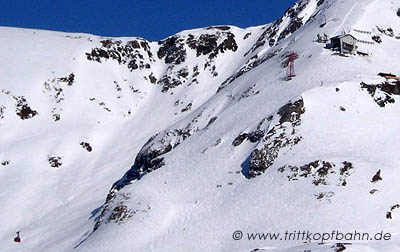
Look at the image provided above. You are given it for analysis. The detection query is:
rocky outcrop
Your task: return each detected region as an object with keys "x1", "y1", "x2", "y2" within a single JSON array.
[
  {"x1": 361, "y1": 81, "x2": 400, "y2": 107},
  {"x1": 86, "y1": 38, "x2": 155, "y2": 71},
  {"x1": 246, "y1": 0, "x2": 312, "y2": 54},
  {"x1": 94, "y1": 112, "x2": 205, "y2": 231},
  {"x1": 247, "y1": 98, "x2": 305, "y2": 178},
  {"x1": 157, "y1": 67, "x2": 189, "y2": 92},
  {"x1": 48, "y1": 156, "x2": 62, "y2": 168},
  {"x1": 386, "y1": 204, "x2": 399, "y2": 219},
  {"x1": 80, "y1": 142, "x2": 93, "y2": 152},
  {"x1": 278, "y1": 160, "x2": 354, "y2": 187},
  {"x1": 186, "y1": 31, "x2": 238, "y2": 60},
  {"x1": 157, "y1": 36, "x2": 187, "y2": 65},
  {"x1": 15, "y1": 96, "x2": 38, "y2": 120},
  {"x1": 371, "y1": 170, "x2": 382, "y2": 183}
]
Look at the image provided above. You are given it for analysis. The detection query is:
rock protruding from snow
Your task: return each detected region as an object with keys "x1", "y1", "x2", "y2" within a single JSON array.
[
  {"x1": 86, "y1": 38, "x2": 155, "y2": 71},
  {"x1": 247, "y1": 98, "x2": 304, "y2": 178},
  {"x1": 361, "y1": 81, "x2": 400, "y2": 107}
]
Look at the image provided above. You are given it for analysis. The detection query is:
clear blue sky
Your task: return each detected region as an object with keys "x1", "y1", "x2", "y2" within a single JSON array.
[{"x1": 1, "y1": 0, "x2": 297, "y2": 41}]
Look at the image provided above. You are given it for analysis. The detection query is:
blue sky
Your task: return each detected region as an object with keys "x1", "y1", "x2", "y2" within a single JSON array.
[{"x1": 1, "y1": 0, "x2": 297, "y2": 41}]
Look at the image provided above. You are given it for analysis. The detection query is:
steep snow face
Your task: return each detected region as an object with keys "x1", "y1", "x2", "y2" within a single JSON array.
[{"x1": 2, "y1": 0, "x2": 400, "y2": 251}]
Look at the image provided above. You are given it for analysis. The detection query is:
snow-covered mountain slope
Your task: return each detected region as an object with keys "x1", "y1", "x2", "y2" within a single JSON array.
[{"x1": 1, "y1": 0, "x2": 400, "y2": 251}]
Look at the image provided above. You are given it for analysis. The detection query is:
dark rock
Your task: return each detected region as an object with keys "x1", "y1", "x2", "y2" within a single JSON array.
[
  {"x1": 278, "y1": 98, "x2": 305, "y2": 124},
  {"x1": 206, "y1": 116, "x2": 217, "y2": 127},
  {"x1": 48, "y1": 156, "x2": 62, "y2": 168},
  {"x1": 157, "y1": 36, "x2": 186, "y2": 64},
  {"x1": 246, "y1": 1, "x2": 308, "y2": 54},
  {"x1": 206, "y1": 26, "x2": 231, "y2": 31},
  {"x1": 158, "y1": 67, "x2": 189, "y2": 92},
  {"x1": 187, "y1": 32, "x2": 238, "y2": 60},
  {"x1": 58, "y1": 73, "x2": 75, "y2": 86},
  {"x1": 148, "y1": 73, "x2": 157, "y2": 84},
  {"x1": 187, "y1": 34, "x2": 218, "y2": 57},
  {"x1": 370, "y1": 189, "x2": 378, "y2": 194},
  {"x1": 277, "y1": 17, "x2": 303, "y2": 42},
  {"x1": 279, "y1": 160, "x2": 353, "y2": 187},
  {"x1": 232, "y1": 133, "x2": 249, "y2": 147},
  {"x1": 386, "y1": 204, "x2": 400, "y2": 219},
  {"x1": 1, "y1": 160, "x2": 10, "y2": 166},
  {"x1": 371, "y1": 170, "x2": 382, "y2": 183},
  {"x1": 87, "y1": 38, "x2": 154, "y2": 71},
  {"x1": 361, "y1": 81, "x2": 400, "y2": 107},
  {"x1": 238, "y1": 84, "x2": 260, "y2": 101},
  {"x1": 243, "y1": 32, "x2": 252, "y2": 40},
  {"x1": 80, "y1": 142, "x2": 93, "y2": 152},
  {"x1": 107, "y1": 204, "x2": 134, "y2": 224},
  {"x1": 181, "y1": 103, "x2": 193, "y2": 112},
  {"x1": 372, "y1": 35, "x2": 382, "y2": 44},
  {"x1": 15, "y1": 96, "x2": 38, "y2": 120},
  {"x1": 0, "y1": 105, "x2": 5, "y2": 119},
  {"x1": 391, "y1": 204, "x2": 400, "y2": 211},
  {"x1": 52, "y1": 114, "x2": 60, "y2": 121},
  {"x1": 315, "y1": 191, "x2": 335, "y2": 200},
  {"x1": 248, "y1": 130, "x2": 265, "y2": 143},
  {"x1": 111, "y1": 119, "x2": 199, "y2": 192},
  {"x1": 376, "y1": 26, "x2": 394, "y2": 37},
  {"x1": 247, "y1": 99, "x2": 304, "y2": 178},
  {"x1": 332, "y1": 243, "x2": 349, "y2": 252},
  {"x1": 93, "y1": 118, "x2": 202, "y2": 232}
]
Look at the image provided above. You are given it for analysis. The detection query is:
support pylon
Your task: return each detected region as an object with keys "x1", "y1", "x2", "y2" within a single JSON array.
[{"x1": 286, "y1": 52, "x2": 298, "y2": 79}]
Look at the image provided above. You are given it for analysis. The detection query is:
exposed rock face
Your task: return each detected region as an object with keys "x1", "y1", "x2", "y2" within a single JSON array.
[
  {"x1": 232, "y1": 130, "x2": 265, "y2": 147},
  {"x1": 246, "y1": 0, "x2": 310, "y2": 54},
  {"x1": 278, "y1": 160, "x2": 354, "y2": 187},
  {"x1": 48, "y1": 156, "x2": 62, "y2": 168},
  {"x1": 93, "y1": 193, "x2": 136, "y2": 231},
  {"x1": 44, "y1": 74, "x2": 75, "y2": 103},
  {"x1": 376, "y1": 26, "x2": 395, "y2": 37},
  {"x1": 156, "y1": 30, "x2": 239, "y2": 92},
  {"x1": 372, "y1": 35, "x2": 382, "y2": 44},
  {"x1": 1, "y1": 90, "x2": 39, "y2": 120},
  {"x1": 93, "y1": 192, "x2": 152, "y2": 231},
  {"x1": 112, "y1": 121, "x2": 198, "y2": 191},
  {"x1": 158, "y1": 67, "x2": 189, "y2": 92},
  {"x1": 1, "y1": 160, "x2": 10, "y2": 166},
  {"x1": 386, "y1": 204, "x2": 399, "y2": 219},
  {"x1": 15, "y1": 96, "x2": 38, "y2": 120},
  {"x1": 157, "y1": 36, "x2": 187, "y2": 65},
  {"x1": 94, "y1": 112, "x2": 205, "y2": 231},
  {"x1": 0, "y1": 105, "x2": 5, "y2": 120},
  {"x1": 80, "y1": 142, "x2": 93, "y2": 152},
  {"x1": 58, "y1": 73, "x2": 75, "y2": 86},
  {"x1": 186, "y1": 32, "x2": 238, "y2": 60},
  {"x1": 332, "y1": 243, "x2": 350, "y2": 252},
  {"x1": 361, "y1": 81, "x2": 400, "y2": 107},
  {"x1": 86, "y1": 39, "x2": 154, "y2": 71},
  {"x1": 247, "y1": 98, "x2": 305, "y2": 178},
  {"x1": 371, "y1": 170, "x2": 382, "y2": 183}
]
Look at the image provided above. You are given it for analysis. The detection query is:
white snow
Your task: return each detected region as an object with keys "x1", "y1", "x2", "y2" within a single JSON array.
[{"x1": 1, "y1": 0, "x2": 400, "y2": 251}]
